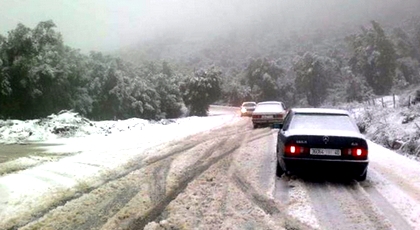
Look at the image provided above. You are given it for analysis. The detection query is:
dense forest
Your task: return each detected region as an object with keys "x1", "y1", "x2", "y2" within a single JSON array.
[
  {"x1": 1, "y1": 2, "x2": 420, "y2": 120},
  {"x1": 0, "y1": 20, "x2": 223, "y2": 119}
]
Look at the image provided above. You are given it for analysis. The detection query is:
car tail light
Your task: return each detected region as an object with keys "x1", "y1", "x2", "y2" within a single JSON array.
[
  {"x1": 273, "y1": 114, "x2": 283, "y2": 118},
  {"x1": 344, "y1": 147, "x2": 368, "y2": 159},
  {"x1": 252, "y1": 115, "x2": 262, "y2": 119},
  {"x1": 284, "y1": 144, "x2": 308, "y2": 156}
]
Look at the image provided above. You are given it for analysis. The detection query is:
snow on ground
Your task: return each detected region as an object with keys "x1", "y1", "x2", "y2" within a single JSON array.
[
  {"x1": 367, "y1": 140, "x2": 420, "y2": 228},
  {"x1": 3, "y1": 99, "x2": 420, "y2": 229},
  {"x1": 0, "y1": 106, "x2": 242, "y2": 228}
]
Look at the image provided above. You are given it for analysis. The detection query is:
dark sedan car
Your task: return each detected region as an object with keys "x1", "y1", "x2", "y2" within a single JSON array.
[{"x1": 276, "y1": 108, "x2": 369, "y2": 181}]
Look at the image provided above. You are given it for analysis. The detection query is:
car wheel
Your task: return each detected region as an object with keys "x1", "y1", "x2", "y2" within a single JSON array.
[
  {"x1": 276, "y1": 160, "x2": 284, "y2": 177},
  {"x1": 253, "y1": 123, "x2": 258, "y2": 129},
  {"x1": 356, "y1": 170, "x2": 367, "y2": 181}
]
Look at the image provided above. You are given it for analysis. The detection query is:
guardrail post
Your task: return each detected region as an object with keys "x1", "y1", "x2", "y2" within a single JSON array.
[
  {"x1": 408, "y1": 96, "x2": 411, "y2": 108},
  {"x1": 393, "y1": 94, "x2": 396, "y2": 108}
]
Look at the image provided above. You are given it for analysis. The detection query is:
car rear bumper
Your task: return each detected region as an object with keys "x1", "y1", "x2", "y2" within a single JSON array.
[
  {"x1": 241, "y1": 111, "x2": 253, "y2": 116},
  {"x1": 252, "y1": 118, "x2": 283, "y2": 124},
  {"x1": 281, "y1": 156, "x2": 369, "y2": 176}
]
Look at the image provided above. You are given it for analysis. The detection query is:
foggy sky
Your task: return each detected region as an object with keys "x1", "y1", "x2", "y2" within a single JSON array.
[{"x1": 1, "y1": 0, "x2": 418, "y2": 53}]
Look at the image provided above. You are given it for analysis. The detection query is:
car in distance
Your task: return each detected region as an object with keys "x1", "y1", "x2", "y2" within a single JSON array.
[
  {"x1": 252, "y1": 101, "x2": 287, "y2": 128},
  {"x1": 240, "y1": 101, "x2": 257, "y2": 117},
  {"x1": 276, "y1": 108, "x2": 369, "y2": 181}
]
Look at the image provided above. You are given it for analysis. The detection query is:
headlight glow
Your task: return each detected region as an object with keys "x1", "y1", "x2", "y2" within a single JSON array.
[{"x1": 241, "y1": 107, "x2": 247, "y2": 113}]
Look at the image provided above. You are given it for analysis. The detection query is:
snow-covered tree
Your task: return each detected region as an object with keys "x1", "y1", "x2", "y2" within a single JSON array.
[
  {"x1": 244, "y1": 58, "x2": 285, "y2": 102},
  {"x1": 293, "y1": 52, "x2": 331, "y2": 107},
  {"x1": 347, "y1": 21, "x2": 397, "y2": 95},
  {"x1": 182, "y1": 67, "x2": 222, "y2": 116},
  {"x1": 397, "y1": 57, "x2": 420, "y2": 84}
]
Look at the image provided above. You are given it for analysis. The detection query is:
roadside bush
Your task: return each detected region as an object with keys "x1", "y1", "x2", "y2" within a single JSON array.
[{"x1": 181, "y1": 67, "x2": 222, "y2": 116}]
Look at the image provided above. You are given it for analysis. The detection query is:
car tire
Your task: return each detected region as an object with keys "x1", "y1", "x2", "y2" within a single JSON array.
[
  {"x1": 356, "y1": 170, "x2": 367, "y2": 181},
  {"x1": 253, "y1": 123, "x2": 258, "y2": 129},
  {"x1": 276, "y1": 160, "x2": 284, "y2": 177}
]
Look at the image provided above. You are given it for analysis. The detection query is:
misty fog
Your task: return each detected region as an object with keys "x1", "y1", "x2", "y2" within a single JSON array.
[{"x1": 1, "y1": 0, "x2": 419, "y2": 53}]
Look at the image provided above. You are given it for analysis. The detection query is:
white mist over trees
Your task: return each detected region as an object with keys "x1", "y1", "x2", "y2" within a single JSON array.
[{"x1": 1, "y1": 0, "x2": 420, "y2": 119}]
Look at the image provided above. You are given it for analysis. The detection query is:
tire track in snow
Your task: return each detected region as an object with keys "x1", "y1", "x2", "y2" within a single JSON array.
[
  {"x1": 358, "y1": 179, "x2": 413, "y2": 230},
  {"x1": 304, "y1": 180, "x2": 365, "y2": 230},
  {"x1": 370, "y1": 161, "x2": 420, "y2": 204},
  {"x1": 64, "y1": 185, "x2": 141, "y2": 230},
  {"x1": 13, "y1": 122, "x2": 249, "y2": 230},
  {"x1": 256, "y1": 129, "x2": 277, "y2": 196},
  {"x1": 231, "y1": 171, "x2": 282, "y2": 215},
  {"x1": 130, "y1": 118, "x2": 250, "y2": 169},
  {"x1": 231, "y1": 126, "x2": 315, "y2": 229},
  {"x1": 303, "y1": 178, "x2": 393, "y2": 230},
  {"x1": 274, "y1": 177, "x2": 290, "y2": 207},
  {"x1": 4, "y1": 143, "x2": 201, "y2": 230},
  {"x1": 232, "y1": 171, "x2": 315, "y2": 230},
  {"x1": 142, "y1": 127, "x2": 255, "y2": 229},
  {"x1": 148, "y1": 158, "x2": 173, "y2": 205},
  {"x1": 98, "y1": 122, "x2": 251, "y2": 229},
  {"x1": 363, "y1": 167, "x2": 418, "y2": 230},
  {"x1": 339, "y1": 182, "x2": 394, "y2": 230},
  {"x1": 20, "y1": 171, "x2": 147, "y2": 230},
  {"x1": 233, "y1": 127, "x2": 316, "y2": 229},
  {"x1": 126, "y1": 137, "x2": 243, "y2": 229}
]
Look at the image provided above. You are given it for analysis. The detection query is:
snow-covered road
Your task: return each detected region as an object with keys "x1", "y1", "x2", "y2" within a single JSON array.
[{"x1": 1, "y1": 107, "x2": 420, "y2": 229}]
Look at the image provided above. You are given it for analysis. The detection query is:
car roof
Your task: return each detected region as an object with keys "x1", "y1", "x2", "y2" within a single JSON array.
[
  {"x1": 291, "y1": 108, "x2": 350, "y2": 115},
  {"x1": 257, "y1": 101, "x2": 283, "y2": 105},
  {"x1": 242, "y1": 101, "x2": 256, "y2": 105}
]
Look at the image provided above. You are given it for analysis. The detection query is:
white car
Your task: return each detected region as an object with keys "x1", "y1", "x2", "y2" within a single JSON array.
[
  {"x1": 252, "y1": 101, "x2": 287, "y2": 128},
  {"x1": 240, "y1": 101, "x2": 257, "y2": 117}
]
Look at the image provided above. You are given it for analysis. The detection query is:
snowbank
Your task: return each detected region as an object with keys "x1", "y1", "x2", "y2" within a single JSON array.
[
  {"x1": 346, "y1": 96, "x2": 420, "y2": 160},
  {"x1": 0, "y1": 110, "x2": 181, "y2": 144}
]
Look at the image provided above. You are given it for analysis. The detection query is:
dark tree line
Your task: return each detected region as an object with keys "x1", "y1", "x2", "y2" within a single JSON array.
[
  {"x1": 0, "y1": 21, "x2": 222, "y2": 120},
  {"x1": 2, "y1": 18, "x2": 420, "y2": 120}
]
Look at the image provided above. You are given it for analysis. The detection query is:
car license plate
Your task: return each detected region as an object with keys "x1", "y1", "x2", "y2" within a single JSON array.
[
  {"x1": 262, "y1": 115, "x2": 272, "y2": 119},
  {"x1": 310, "y1": 148, "x2": 341, "y2": 156}
]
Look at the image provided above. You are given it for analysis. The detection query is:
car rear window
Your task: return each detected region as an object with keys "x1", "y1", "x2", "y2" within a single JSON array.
[
  {"x1": 254, "y1": 104, "x2": 284, "y2": 112},
  {"x1": 289, "y1": 114, "x2": 358, "y2": 132},
  {"x1": 242, "y1": 102, "x2": 256, "y2": 107}
]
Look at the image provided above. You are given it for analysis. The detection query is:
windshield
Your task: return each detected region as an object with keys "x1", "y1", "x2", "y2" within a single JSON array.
[{"x1": 254, "y1": 104, "x2": 284, "y2": 112}]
